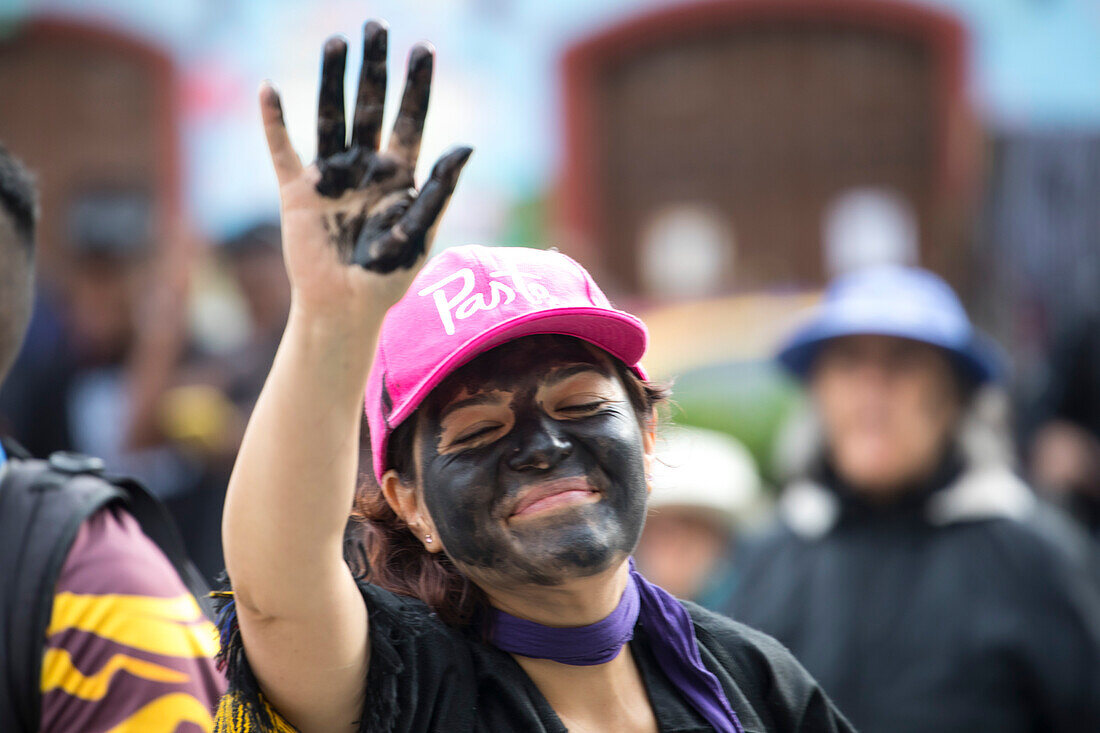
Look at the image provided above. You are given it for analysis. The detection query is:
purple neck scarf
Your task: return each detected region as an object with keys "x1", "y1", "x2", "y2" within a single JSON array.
[{"x1": 490, "y1": 559, "x2": 744, "y2": 733}]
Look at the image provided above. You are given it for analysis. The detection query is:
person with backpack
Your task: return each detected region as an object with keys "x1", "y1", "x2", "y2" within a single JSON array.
[{"x1": 0, "y1": 143, "x2": 224, "y2": 731}]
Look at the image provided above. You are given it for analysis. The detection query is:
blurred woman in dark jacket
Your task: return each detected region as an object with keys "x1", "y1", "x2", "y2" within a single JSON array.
[{"x1": 725, "y1": 265, "x2": 1100, "y2": 733}]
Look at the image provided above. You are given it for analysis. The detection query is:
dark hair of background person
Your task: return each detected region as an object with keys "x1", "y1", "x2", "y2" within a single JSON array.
[
  {"x1": 348, "y1": 338, "x2": 669, "y2": 628},
  {"x1": 0, "y1": 142, "x2": 38, "y2": 382}
]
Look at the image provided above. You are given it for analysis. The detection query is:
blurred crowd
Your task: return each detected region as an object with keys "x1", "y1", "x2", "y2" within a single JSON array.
[
  {"x1": 0, "y1": 217, "x2": 289, "y2": 583},
  {"x1": 3, "y1": 1, "x2": 1100, "y2": 732}
]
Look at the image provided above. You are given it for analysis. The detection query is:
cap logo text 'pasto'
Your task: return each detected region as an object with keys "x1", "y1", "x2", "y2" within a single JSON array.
[{"x1": 417, "y1": 264, "x2": 554, "y2": 335}]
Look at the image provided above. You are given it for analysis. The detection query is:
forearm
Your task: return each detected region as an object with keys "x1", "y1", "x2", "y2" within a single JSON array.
[
  {"x1": 223, "y1": 302, "x2": 380, "y2": 618},
  {"x1": 213, "y1": 22, "x2": 466, "y2": 728},
  {"x1": 125, "y1": 234, "x2": 193, "y2": 450}
]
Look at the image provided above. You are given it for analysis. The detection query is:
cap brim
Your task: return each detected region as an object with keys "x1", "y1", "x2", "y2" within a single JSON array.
[{"x1": 777, "y1": 321, "x2": 1004, "y2": 384}]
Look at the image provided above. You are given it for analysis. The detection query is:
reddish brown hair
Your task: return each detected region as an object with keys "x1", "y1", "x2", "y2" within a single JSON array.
[{"x1": 347, "y1": 356, "x2": 668, "y2": 629}]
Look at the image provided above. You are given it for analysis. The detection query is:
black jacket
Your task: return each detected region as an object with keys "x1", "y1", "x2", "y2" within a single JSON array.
[
  {"x1": 724, "y1": 458, "x2": 1100, "y2": 732},
  {"x1": 216, "y1": 581, "x2": 855, "y2": 732}
]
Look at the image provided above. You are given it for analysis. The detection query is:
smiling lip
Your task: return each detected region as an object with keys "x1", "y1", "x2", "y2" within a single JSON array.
[{"x1": 509, "y1": 477, "x2": 599, "y2": 519}]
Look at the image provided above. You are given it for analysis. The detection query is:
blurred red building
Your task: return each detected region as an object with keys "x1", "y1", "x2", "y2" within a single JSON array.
[
  {"x1": 555, "y1": 0, "x2": 985, "y2": 470},
  {"x1": 0, "y1": 18, "x2": 180, "y2": 282},
  {"x1": 558, "y1": 0, "x2": 978, "y2": 300}
]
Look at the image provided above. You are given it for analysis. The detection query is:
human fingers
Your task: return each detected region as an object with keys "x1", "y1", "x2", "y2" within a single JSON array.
[
  {"x1": 352, "y1": 20, "x2": 388, "y2": 150},
  {"x1": 317, "y1": 36, "x2": 349, "y2": 159},
  {"x1": 386, "y1": 43, "x2": 433, "y2": 170},
  {"x1": 259, "y1": 82, "x2": 303, "y2": 185},
  {"x1": 353, "y1": 145, "x2": 472, "y2": 272}
]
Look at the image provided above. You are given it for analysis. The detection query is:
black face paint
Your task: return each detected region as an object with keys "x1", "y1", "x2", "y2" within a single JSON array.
[{"x1": 414, "y1": 335, "x2": 650, "y2": 587}]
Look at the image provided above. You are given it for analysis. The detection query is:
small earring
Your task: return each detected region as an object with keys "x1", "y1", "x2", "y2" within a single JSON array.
[{"x1": 424, "y1": 533, "x2": 434, "y2": 545}]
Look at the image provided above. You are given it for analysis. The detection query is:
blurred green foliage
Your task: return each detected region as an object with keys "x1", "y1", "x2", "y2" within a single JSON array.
[{"x1": 668, "y1": 360, "x2": 800, "y2": 487}]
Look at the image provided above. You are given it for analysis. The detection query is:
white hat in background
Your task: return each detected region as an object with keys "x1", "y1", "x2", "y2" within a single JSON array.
[{"x1": 649, "y1": 425, "x2": 767, "y2": 532}]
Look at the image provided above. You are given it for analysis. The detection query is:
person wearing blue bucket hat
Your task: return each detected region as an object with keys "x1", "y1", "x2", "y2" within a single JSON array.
[
  {"x1": 724, "y1": 265, "x2": 1100, "y2": 733},
  {"x1": 777, "y1": 265, "x2": 1004, "y2": 385}
]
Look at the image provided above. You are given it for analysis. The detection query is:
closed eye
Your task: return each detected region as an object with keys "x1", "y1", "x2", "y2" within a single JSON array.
[
  {"x1": 453, "y1": 422, "x2": 503, "y2": 444},
  {"x1": 557, "y1": 400, "x2": 608, "y2": 415}
]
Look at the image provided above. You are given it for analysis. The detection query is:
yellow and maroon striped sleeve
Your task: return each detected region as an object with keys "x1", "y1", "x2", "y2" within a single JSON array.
[{"x1": 40, "y1": 505, "x2": 226, "y2": 732}]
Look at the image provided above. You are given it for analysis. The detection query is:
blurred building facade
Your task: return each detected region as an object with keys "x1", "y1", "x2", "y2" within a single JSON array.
[
  {"x1": 0, "y1": 18, "x2": 180, "y2": 283},
  {"x1": 552, "y1": 0, "x2": 1100, "y2": 480},
  {"x1": 558, "y1": 0, "x2": 977, "y2": 299}
]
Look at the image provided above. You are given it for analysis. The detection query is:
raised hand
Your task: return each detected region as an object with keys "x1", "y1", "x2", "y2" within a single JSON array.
[
  {"x1": 222, "y1": 23, "x2": 470, "y2": 732},
  {"x1": 260, "y1": 20, "x2": 471, "y2": 317}
]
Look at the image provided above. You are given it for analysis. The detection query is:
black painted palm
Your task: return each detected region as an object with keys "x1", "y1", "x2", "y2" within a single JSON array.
[{"x1": 259, "y1": 20, "x2": 471, "y2": 320}]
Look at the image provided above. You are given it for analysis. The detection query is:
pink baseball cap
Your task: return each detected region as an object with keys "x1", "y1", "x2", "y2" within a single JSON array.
[{"x1": 365, "y1": 244, "x2": 648, "y2": 481}]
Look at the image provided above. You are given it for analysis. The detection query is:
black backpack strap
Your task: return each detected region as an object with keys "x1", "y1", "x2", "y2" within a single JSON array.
[
  {"x1": 0, "y1": 441, "x2": 213, "y2": 732},
  {"x1": 0, "y1": 450, "x2": 123, "y2": 732}
]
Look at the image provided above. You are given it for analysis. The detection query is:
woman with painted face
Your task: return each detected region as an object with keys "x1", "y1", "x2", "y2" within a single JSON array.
[
  {"x1": 725, "y1": 267, "x2": 1100, "y2": 733},
  {"x1": 216, "y1": 20, "x2": 852, "y2": 733}
]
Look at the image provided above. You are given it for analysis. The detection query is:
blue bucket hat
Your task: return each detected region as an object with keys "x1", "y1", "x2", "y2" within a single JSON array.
[{"x1": 776, "y1": 265, "x2": 1005, "y2": 384}]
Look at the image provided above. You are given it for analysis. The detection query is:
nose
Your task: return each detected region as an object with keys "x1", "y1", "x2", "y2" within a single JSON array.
[{"x1": 506, "y1": 417, "x2": 573, "y2": 472}]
